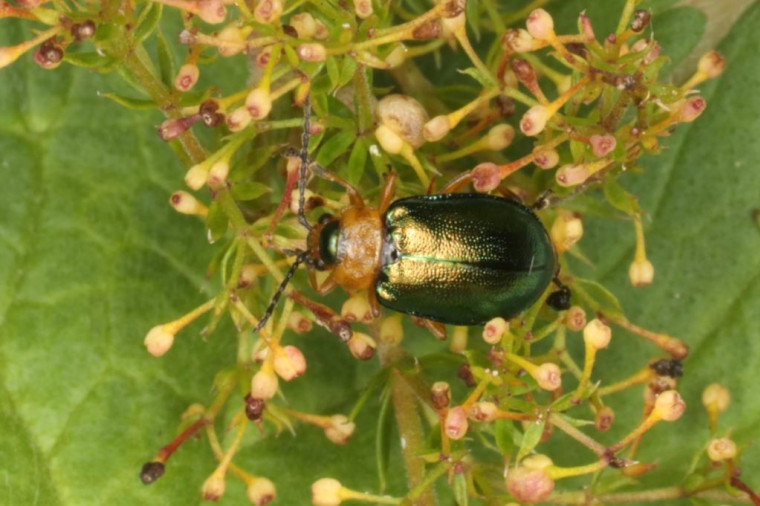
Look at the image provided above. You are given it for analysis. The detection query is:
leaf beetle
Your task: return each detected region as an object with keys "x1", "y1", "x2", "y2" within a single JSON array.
[{"x1": 255, "y1": 98, "x2": 569, "y2": 339}]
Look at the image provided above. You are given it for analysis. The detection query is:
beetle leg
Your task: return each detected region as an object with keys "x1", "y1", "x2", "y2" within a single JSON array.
[
  {"x1": 311, "y1": 270, "x2": 338, "y2": 295},
  {"x1": 531, "y1": 189, "x2": 554, "y2": 210},
  {"x1": 439, "y1": 170, "x2": 473, "y2": 194},
  {"x1": 378, "y1": 171, "x2": 398, "y2": 214},
  {"x1": 289, "y1": 291, "x2": 353, "y2": 343},
  {"x1": 308, "y1": 162, "x2": 365, "y2": 207},
  {"x1": 412, "y1": 316, "x2": 447, "y2": 340}
]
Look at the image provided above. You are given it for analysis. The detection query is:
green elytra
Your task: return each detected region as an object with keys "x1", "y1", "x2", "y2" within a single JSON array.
[{"x1": 375, "y1": 193, "x2": 556, "y2": 325}]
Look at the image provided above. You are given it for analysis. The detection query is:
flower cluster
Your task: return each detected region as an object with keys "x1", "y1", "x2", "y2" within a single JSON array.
[{"x1": 3, "y1": 0, "x2": 752, "y2": 504}]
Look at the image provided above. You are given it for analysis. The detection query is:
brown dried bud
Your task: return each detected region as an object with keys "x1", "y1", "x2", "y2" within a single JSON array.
[
  {"x1": 630, "y1": 9, "x2": 651, "y2": 32},
  {"x1": 244, "y1": 394, "x2": 265, "y2": 421},
  {"x1": 412, "y1": 19, "x2": 442, "y2": 40},
  {"x1": 431, "y1": 381, "x2": 451, "y2": 410}
]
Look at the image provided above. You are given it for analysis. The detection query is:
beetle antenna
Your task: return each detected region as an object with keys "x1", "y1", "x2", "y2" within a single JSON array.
[
  {"x1": 298, "y1": 96, "x2": 313, "y2": 231},
  {"x1": 254, "y1": 251, "x2": 308, "y2": 333}
]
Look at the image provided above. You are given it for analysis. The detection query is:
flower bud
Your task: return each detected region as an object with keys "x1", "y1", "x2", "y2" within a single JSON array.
[
  {"x1": 246, "y1": 88, "x2": 273, "y2": 120},
  {"x1": 377, "y1": 94, "x2": 429, "y2": 148},
  {"x1": 251, "y1": 368, "x2": 278, "y2": 399},
  {"x1": 702, "y1": 383, "x2": 730, "y2": 412},
  {"x1": 207, "y1": 160, "x2": 230, "y2": 189},
  {"x1": 526, "y1": 8, "x2": 554, "y2": 40},
  {"x1": 653, "y1": 390, "x2": 686, "y2": 421},
  {"x1": 287, "y1": 312, "x2": 313, "y2": 334},
  {"x1": 520, "y1": 105, "x2": 549, "y2": 136},
  {"x1": 468, "y1": 401, "x2": 498, "y2": 422},
  {"x1": 486, "y1": 124, "x2": 515, "y2": 150},
  {"x1": 340, "y1": 293, "x2": 373, "y2": 322},
  {"x1": 482, "y1": 317, "x2": 508, "y2": 344},
  {"x1": 324, "y1": 415, "x2": 355, "y2": 444},
  {"x1": 445, "y1": 406, "x2": 469, "y2": 439},
  {"x1": 353, "y1": 0, "x2": 373, "y2": 18},
  {"x1": 158, "y1": 116, "x2": 199, "y2": 141},
  {"x1": 291, "y1": 13, "x2": 317, "y2": 39},
  {"x1": 555, "y1": 163, "x2": 590, "y2": 187},
  {"x1": 422, "y1": 115, "x2": 450, "y2": 142},
  {"x1": 170, "y1": 191, "x2": 208, "y2": 216},
  {"x1": 273, "y1": 345, "x2": 307, "y2": 381},
  {"x1": 379, "y1": 315, "x2": 403, "y2": 345},
  {"x1": 506, "y1": 462, "x2": 555, "y2": 504},
  {"x1": 227, "y1": 106, "x2": 252, "y2": 132},
  {"x1": 595, "y1": 405, "x2": 615, "y2": 431},
  {"x1": 184, "y1": 163, "x2": 208, "y2": 190},
  {"x1": 579, "y1": 12, "x2": 595, "y2": 42},
  {"x1": 431, "y1": 381, "x2": 451, "y2": 410},
  {"x1": 217, "y1": 25, "x2": 248, "y2": 56},
  {"x1": 347, "y1": 332, "x2": 376, "y2": 360},
  {"x1": 198, "y1": 0, "x2": 226, "y2": 24},
  {"x1": 174, "y1": 63, "x2": 199, "y2": 92},
  {"x1": 375, "y1": 124, "x2": 404, "y2": 154},
  {"x1": 534, "y1": 363, "x2": 562, "y2": 391},
  {"x1": 677, "y1": 96, "x2": 706, "y2": 122},
  {"x1": 629, "y1": 258, "x2": 654, "y2": 286},
  {"x1": 471, "y1": 162, "x2": 501, "y2": 193},
  {"x1": 583, "y1": 318, "x2": 611, "y2": 350},
  {"x1": 697, "y1": 50, "x2": 726, "y2": 78},
  {"x1": 202, "y1": 471, "x2": 226, "y2": 501},
  {"x1": 589, "y1": 134, "x2": 616, "y2": 158},
  {"x1": 707, "y1": 437, "x2": 737, "y2": 461},
  {"x1": 297, "y1": 43, "x2": 327, "y2": 62},
  {"x1": 502, "y1": 29, "x2": 534, "y2": 53},
  {"x1": 550, "y1": 212, "x2": 583, "y2": 253},
  {"x1": 254, "y1": 0, "x2": 282, "y2": 23},
  {"x1": 144, "y1": 325, "x2": 175, "y2": 357},
  {"x1": 312, "y1": 478, "x2": 342, "y2": 506},
  {"x1": 564, "y1": 306, "x2": 586, "y2": 332},
  {"x1": 533, "y1": 146, "x2": 559, "y2": 169},
  {"x1": 247, "y1": 477, "x2": 276, "y2": 505}
]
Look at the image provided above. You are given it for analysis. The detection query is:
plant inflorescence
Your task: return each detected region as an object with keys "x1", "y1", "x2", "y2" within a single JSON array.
[{"x1": 3, "y1": 0, "x2": 756, "y2": 504}]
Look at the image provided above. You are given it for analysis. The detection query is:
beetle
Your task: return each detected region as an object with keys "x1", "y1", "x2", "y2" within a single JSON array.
[{"x1": 255, "y1": 99, "x2": 568, "y2": 338}]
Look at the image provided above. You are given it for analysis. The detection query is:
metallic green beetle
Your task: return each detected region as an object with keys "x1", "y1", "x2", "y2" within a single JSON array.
[{"x1": 376, "y1": 193, "x2": 556, "y2": 325}]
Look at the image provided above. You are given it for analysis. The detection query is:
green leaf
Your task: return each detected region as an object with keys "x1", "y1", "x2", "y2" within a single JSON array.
[
  {"x1": 230, "y1": 181, "x2": 271, "y2": 201},
  {"x1": 457, "y1": 67, "x2": 491, "y2": 87},
  {"x1": 315, "y1": 130, "x2": 357, "y2": 168},
  {"x1": 98, "y1": 92, "x2": 156, "y2": 110},
  {"x1": 205, "y1": 200, "x2": 229, "y2": 243},
  {"x1": 452, "y1": 472, "x2": 468, "y2": 506},
  {"x1": 325, "y1": 56, "x2": 340, "y2": 90},
  {"x1": 64, "y1": 51, "x2": 115, "y2": 68},
  {"x1": 346, "y1": 137, "x2": 369, "y2": 185},
  {"x1": 571, "y1": 277, "x2": 625, "y2": 319},
  {"x1": 156, "y1": 29, "x2": 176, "y2": 88},
  {"x1": 516, "y1": 417, "x2": 546, "y2": 461},
  {"x1": 338, "y1": 56, "x2": 358, "y2": 88},
  {"x1": 134, "y1": 2, "x2": 163, "y2": 44}
]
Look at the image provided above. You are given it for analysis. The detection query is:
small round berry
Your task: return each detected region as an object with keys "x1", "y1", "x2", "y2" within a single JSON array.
[
  {"x1": 468, "y1": 401, "x2": 498, "y2": 422},
  {"x1": 533, "y1": 146, "x2": 559, "y2": 169},
  {"x1": 297, "y1": 43, "x2": 327, "y2": 62},
  {"x1": 550, "y1": 212, "x2": 583, "y2": 253},
  {"x1": 347, "y1": 332, "x2": 376, "y2": 360},
  {"x1": 486, "y1": 124, "x2": 515, "y2": 150},
  {"x1": 174, "y1": 63, "x2": 199, "y2": 92},
  {"x1": 324, "y1": 415, "x2": 355, "y2": 445},
  {"x1": 534, "y1": 363, "x2": 562, "y2": 391},
  {"x1": 254, "y1": 0, "x2": 282, "y2": 23},
  {"x1": 197, "y1": 0, "x2": 226, "y2": 24},
  {"x1": 589, "y1": 134, "x2": 616, "y2": 157},
  {"x1": 706, "y1": 437, "x2": 737, "y2": 461},
  {"x1": 629, "y1": 258, "x2": 654, "y2": 286},
  {"x1": 595, "y1": 405, "x2": 615, "y2": 431},
  {"x1": 506, "y1": 461, "x2": 554, "y2": 504},
  {"x1": 246, "y1": 88, "x2": 273, "y2": 120},
  {"x1": 445, "y1": 406, "x2": 469, "y2": 440},
  {"x1": 251, "y1": 368, "x2": 278, "y2": 399},
  {"x1": 375, "y1": 124, "x2": 404, "y2": 155},
  {"x1": 555, "y1": 163, "x2": 590, "y2": 187},
  {"x1": 502, "y1": 29, "x2": 534, "y2": 53},
  {"x1": 377, "y1": 94, "x2": 429, "y2": 148},
  {"x1": 340, "y1": 293, "x2": 373, "y2": 322},
  {"x1": 520, "y1": 105, "x2": 549, "y2": 136},
  {"x1": 526, "y1": 8, "x2": 554, "y2": 40},
  {"x1": 247, "y1": 477, "x2": 276, "y2": 505},
  {"x1": 697, "y1": 50, "x2": 726, "y2": 78},
  {"x1": 583, "y1": 318, "x2": 611, "y2": 350},
  {"x1": 653, "y1": 390, "x2": 686, "y2": 422},
  {"x1": 201, "y1": 471, "x2": 226, "y2": 501},
  {"x1": 273, "y1": 345, "x2": 307, "y2": 381},
  {"x1": 702, "y1": 383, "x2": 730, "y2": 412},
  {"x1": 184, "y1": 163, "x2": 208, "y2": 190},
  {"x1": 144, "y1": 325, "x2": 174, "y2": 357},
  {"x1": 678, "y1": 96, "x2": 707, "y2": 122},
  {"x1": 379, "y1": 316, "x2": 403, "y2": 346},
  {"x1": 353, "y1": 0, "x2": 373, "y2": 18},
  {"x1": 291, "y1": 13, "x2": 317, "y2": 39},
  {"x1": 471, "y1": 162, "x2": 501, "y2": 193},
  {"x1": 311, "y1": 478, "x2": 342, "y2": 506},
  {"x1": 422, "y1": 115, "x2": 451, "y2": 142},
  {"x1": 564, "y1": 306, "x2": 586, "y2": 332},
  {"x1": 227, "y1": 106, "x2": 252, "y2": 132},
  {"x1": 482, "y1": 317, "x2": 509, "y2": 345}
]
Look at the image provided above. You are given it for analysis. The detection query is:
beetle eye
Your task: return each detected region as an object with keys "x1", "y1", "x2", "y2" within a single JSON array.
[{"x1": 317, "y1": 213, "x2": 333, "y2": 225}]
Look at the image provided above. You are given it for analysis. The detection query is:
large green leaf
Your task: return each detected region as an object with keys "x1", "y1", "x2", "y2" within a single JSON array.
[{"x1": 1, "y1": 1, "x2": 759, "y2": 505}]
